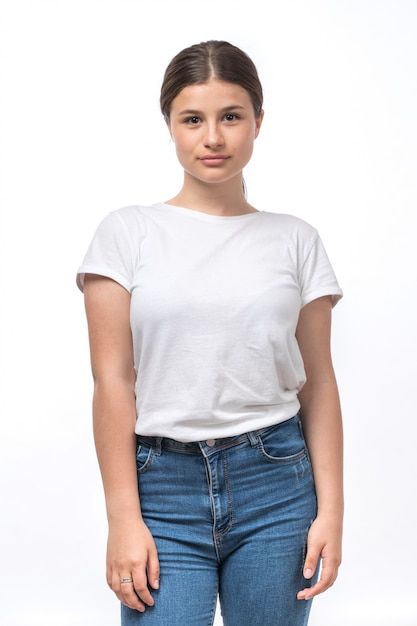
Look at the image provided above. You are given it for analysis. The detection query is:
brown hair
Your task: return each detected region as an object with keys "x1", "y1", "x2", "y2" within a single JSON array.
[{"x1": 160, "y1": 40, "x2": 263, "y2": 121}]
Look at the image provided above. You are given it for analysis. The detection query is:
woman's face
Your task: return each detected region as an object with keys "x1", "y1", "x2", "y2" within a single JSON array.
[{"x1": 167, "y1": 78, "x2": 263, "y2": 187}]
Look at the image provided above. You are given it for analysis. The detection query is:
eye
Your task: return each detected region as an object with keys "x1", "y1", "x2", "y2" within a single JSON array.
[
  {"x1": 185, "y1": 116, "x2": 201, "y2": 125},
  {"x1": 224, "y1": 113, "x2": 240, "y2": 122}
]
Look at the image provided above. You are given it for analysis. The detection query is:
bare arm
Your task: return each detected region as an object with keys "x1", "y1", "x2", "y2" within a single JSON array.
[
  {"x1": 84, "y1": 274, "x2": 159, "y2": 612},
  {"x1": 295, "y1": 295, "x2": 343, "y2": 600}
]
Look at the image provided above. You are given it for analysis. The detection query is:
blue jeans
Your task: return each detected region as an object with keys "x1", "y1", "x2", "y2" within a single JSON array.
[{"x1": 121, "y1": 415, "x2": 318, "y2": 626}]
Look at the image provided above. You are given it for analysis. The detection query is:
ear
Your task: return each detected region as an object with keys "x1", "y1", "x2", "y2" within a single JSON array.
[{"x1": 254, "y1": 109, "x2": 264, "y2": 138}]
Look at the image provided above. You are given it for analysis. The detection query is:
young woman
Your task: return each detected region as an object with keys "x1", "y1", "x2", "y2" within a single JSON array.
[{"x1": 77, "y1": 40, "x2": 343, "y2": 626}]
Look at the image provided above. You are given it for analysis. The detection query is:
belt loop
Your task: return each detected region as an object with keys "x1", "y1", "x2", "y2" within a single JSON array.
[
  {"x1": 247, "y1": 430, "x2": 259, "y2": 447},
  {"x1": 154, "y1": 437, "x2": 163, "y2": 456}
]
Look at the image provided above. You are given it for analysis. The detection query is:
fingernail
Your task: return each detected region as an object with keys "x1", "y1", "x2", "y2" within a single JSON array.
[
  {"x1": 154, "y1": 579, "x2": 159, "y2": 589},
  {"x1": 304, "y1": 568, "x2": 313, "y2": 579}
]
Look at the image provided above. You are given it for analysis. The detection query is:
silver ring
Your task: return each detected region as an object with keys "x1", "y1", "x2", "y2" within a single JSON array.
[{"x1": 120, "y1": 577, "x2": 133, "y2": 584}]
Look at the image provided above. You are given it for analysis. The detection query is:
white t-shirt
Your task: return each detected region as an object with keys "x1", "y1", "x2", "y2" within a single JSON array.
[{"x1": 77, "y1": 203, "x2": 343, "y2": 442}]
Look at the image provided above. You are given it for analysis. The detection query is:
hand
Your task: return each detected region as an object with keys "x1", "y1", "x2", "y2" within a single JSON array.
[
  {"x1": 106, "y1": 518, "x2": 160, "y2": 612},
  {"x1": 297, "y1": 514, "x2": 342, "y2": 601}
]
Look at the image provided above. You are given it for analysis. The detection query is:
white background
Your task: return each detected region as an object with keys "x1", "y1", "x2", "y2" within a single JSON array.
[{"x1": 1, "y1": 1, "x2": 416, "y2": 624}]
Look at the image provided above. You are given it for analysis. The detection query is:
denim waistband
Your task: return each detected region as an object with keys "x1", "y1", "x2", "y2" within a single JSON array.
[{"x1": 136, "y1": 419, "x2": 294, "y2": 455}]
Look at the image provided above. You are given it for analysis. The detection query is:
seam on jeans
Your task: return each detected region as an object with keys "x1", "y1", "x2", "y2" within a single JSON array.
[
  {"x1": 301, "y1": 521, "x2": 311, "y2": 569},
  {"x1": 135, "y1": 444, "x2": 154, "y2": 474},
  {"x1": 208, "y1": 582, "x2": 219, "y2": 626},
  {"x1": 215, "y1": 450, "x2": 234, "y2": 544},
  {"x1": 202, "y1": 453, "x2": 221, "y2": 564},
  {"x1": 256, "y1": 443, "x2": 307, "y2": 465}
]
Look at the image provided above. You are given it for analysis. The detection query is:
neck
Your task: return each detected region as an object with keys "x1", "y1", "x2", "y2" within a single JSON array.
[{"x1": 166, "y1": 176, "x2": 257, "y2": 217}]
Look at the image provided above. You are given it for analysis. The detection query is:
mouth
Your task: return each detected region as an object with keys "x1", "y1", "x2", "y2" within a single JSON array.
[{"x1": 198, "y1": 155, "x2": 230, "y2": 166}]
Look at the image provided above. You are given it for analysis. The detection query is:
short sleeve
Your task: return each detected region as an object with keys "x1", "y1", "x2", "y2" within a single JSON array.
[
  {"x1": 76, "y1": 210, "x2": 136, "y2": 292},
  {"x1": 299, "y1": 233, "x2": 343, "y2": 308}
]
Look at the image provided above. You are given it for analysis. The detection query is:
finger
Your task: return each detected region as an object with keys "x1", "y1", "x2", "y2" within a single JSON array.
[
  {"x1": 112, "y1": 574, "x2": 147, "y2": 612},
  {"x1": 297, "y1": 560, "x2": 338, "y2": 600},
  {"x1": 297, "y1": 577, "x2": 332, "y2": 600},
  {"x1": 131, "y1": 572, "x2": 155, "y2": 608},
  {"x1": 147, "y1": 549, "x2": 160, "y2": 590},
  {"x1": 122, "y1": 577, "x2": 151, "y2": 612},
  {"x1": 302, "y1": 544, "x2": 321, "y2": 581},
  {"x1": 128, "y1": 546, "x2": 160, "y2": 604}
]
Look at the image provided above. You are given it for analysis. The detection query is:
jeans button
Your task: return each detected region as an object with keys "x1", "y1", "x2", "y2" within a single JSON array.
[{"x1": 206, "y1": 439, "x2": 216, "y2": 447}]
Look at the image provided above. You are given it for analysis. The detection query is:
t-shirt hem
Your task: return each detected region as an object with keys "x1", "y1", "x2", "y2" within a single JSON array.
[
  {"x1": 134, "y1": 402, "x2": 301, "y2": 443},
  {"x1": 76, "y1": 266, "x2": 131, "y2": 293},
  {"x1": 301, "y1": 287, "x2": 343, "y2": 309}
]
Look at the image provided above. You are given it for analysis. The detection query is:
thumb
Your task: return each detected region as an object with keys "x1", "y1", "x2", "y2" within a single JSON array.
[
  {"x1": 148, "y1": 551, "x2": 160, "y2": 590},
  {"x1": 303, "y1": 543, "x2": 321, "y2": 580}
]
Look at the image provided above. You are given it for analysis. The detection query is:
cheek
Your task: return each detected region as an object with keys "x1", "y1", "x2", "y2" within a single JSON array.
[
  {"x1": 173, "y1": 140, "x2": 193, "y2": 170},
  {"x1": 173, "y1": 134, "x2": 196, "y2": 162},
  {"x1": 173, "y1": 139, "x2": 187, "y2": 159},
  {"x1": 170, "y1": 128, "x2": 188, "y2": 150},
  {"x1": 237, "y1": 133, "x2": 256, "y2": 157}
]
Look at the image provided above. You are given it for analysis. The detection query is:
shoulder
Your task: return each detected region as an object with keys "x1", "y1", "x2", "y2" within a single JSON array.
[
  {"x1": 259, "y1": 211, "x2": 318, "y2": 241},
  {"x1": 95, "y1": 204, "x2": 160, "y2": 237},
  {"x1": 108, "y1": 204, "x2": 154, "y2": 223}
]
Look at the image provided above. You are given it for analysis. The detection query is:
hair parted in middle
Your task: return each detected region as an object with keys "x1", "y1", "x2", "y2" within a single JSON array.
[{"x1": 160, "y1": 40, "x2": 264, "y2": 122}]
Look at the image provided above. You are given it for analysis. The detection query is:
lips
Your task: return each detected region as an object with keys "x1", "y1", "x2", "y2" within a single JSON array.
[{"x1": 198, "y1": 155, "x2": 230, "y2": 166}]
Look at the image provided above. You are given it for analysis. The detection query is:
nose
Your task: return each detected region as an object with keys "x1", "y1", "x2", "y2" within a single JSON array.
[{"x1": 203, "y1": 122, "x2": 224, "y2": 149}]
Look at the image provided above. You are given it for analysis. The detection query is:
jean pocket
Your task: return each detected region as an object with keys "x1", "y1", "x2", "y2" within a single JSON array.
[
  {"x1": 256, "y1": 416, "x2": 308, "y2": 464},
  {"x1": 136, "y1": 441, "x2": 154, "y2": 473}
]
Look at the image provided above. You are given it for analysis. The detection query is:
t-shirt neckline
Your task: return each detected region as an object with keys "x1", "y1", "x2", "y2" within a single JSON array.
[{"x1": 154, "y1": 202, "x2": 263, "y2": 222}]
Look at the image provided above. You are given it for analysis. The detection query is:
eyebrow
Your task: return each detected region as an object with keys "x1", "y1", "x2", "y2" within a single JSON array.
[{"x1": 176, "y1": 105, "x2": 247, "y2": 116}]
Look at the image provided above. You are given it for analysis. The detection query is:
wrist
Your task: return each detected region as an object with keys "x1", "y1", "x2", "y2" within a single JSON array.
[
  {"x1": 315, "y1": 505, "x2": 344, "y2": 524},
  {"x1": 105, "y1": 492, "x2": 142, "y2": 524}
]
